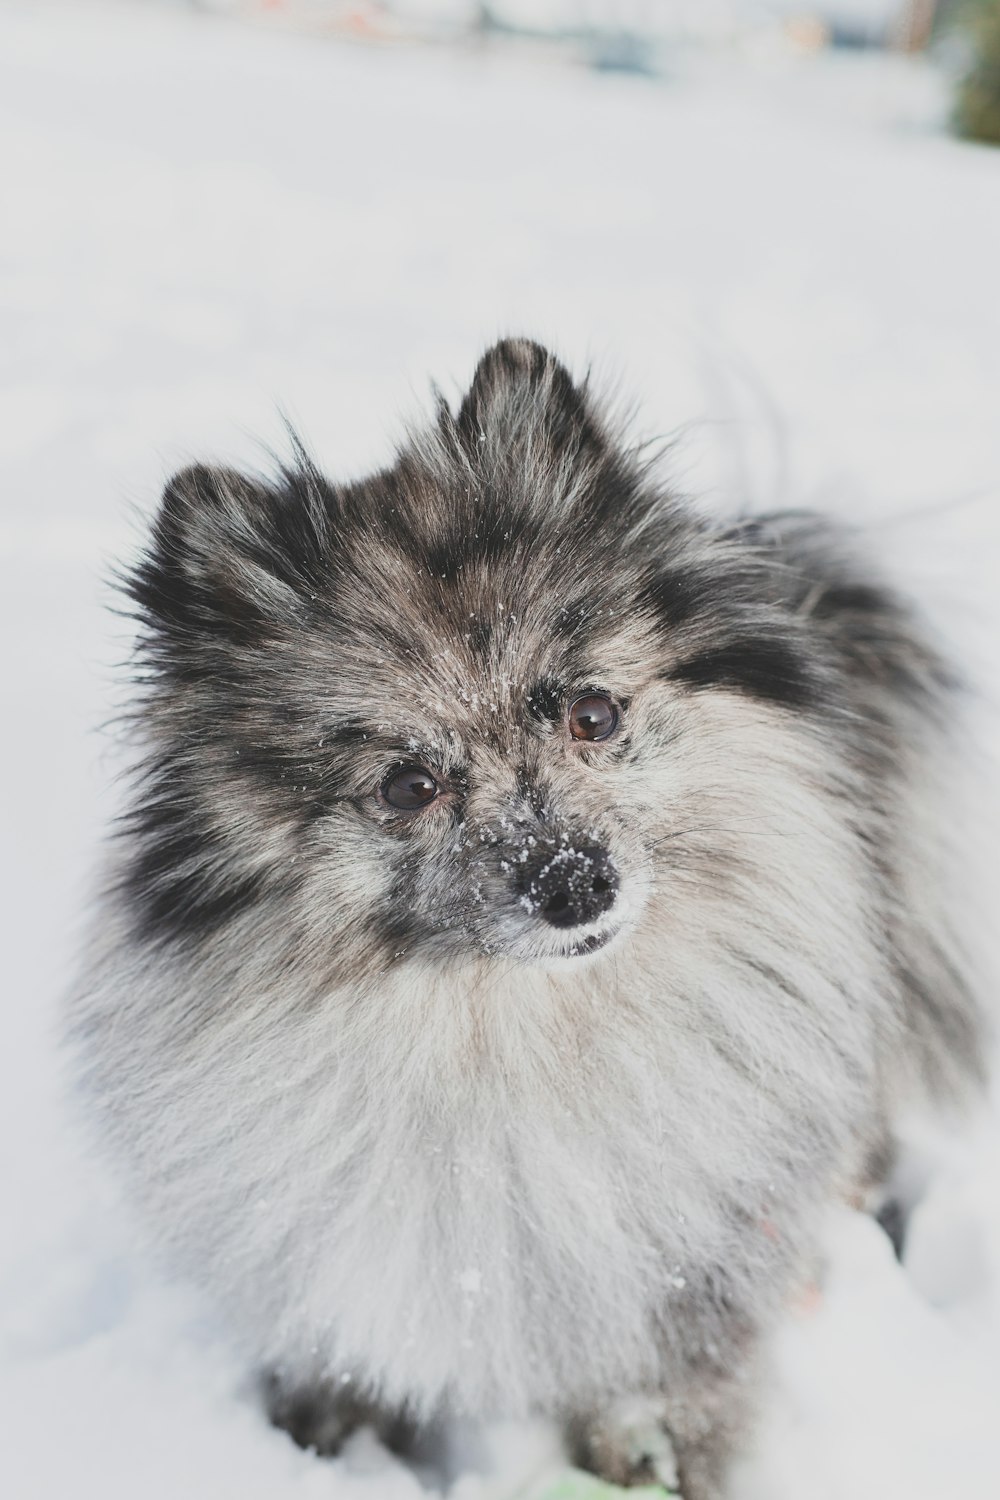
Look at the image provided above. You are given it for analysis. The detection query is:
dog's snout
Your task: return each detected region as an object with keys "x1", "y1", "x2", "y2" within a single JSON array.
[{"x1": 518, "y1": 841, "x2": 619, "y2": 929}]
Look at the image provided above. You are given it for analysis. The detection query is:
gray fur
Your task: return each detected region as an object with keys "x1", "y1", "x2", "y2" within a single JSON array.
[{"x1": 67, "y1": 340, "x2": 988, "y2": 1496}]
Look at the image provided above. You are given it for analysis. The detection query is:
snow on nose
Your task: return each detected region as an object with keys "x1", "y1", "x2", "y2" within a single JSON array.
[{"x1": 517, "y1": 840, "x2": 619, "y2": 930}]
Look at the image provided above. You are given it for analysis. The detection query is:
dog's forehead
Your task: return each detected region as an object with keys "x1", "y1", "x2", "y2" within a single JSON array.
[
  {"x1": 333, "y1": 606, "x2": 550, "y2": 746},
  {"x1": 325, "y1": 546, "x2": 657, "y2": 753}
]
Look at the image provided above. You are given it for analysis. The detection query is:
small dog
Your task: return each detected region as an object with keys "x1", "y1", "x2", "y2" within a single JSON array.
[{"x1": 69, "y1": 340, "x2": 987, "y2": 1496}]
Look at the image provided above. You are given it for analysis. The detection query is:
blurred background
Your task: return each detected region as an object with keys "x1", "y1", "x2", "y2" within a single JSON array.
[
  {"x1": 178, "y1": 0, "x2": 1000, "y2": 92},
  {"x1": 4, "y1": 0, "x2": 999, "y2": 519},
  {"x1": 2, "y1": 3, "x2": 1000, "y2": 1499}
]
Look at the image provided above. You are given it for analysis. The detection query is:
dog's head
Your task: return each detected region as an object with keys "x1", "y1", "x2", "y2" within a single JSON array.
[{"x1": 123, "y1": 340, "x2": 835, "y2": 981}]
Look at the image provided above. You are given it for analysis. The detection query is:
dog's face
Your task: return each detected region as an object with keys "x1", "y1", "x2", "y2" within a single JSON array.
[{"x1": 125, "y1": 341, "x2": 825, "y2": 981}]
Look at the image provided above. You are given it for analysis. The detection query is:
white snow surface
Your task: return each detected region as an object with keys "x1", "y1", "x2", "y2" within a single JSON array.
[{"x1": 2, "y1": 2, "x2": 1000, "y2": 1497}]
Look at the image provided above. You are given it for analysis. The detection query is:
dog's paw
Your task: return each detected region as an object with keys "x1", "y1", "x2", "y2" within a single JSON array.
[
  {"x1": 568, "y1": 1394, "x2": 680, "y2": 1492},
  {"x1": 262, "y1": 1372, "x2": 416, "y2": 1459}
]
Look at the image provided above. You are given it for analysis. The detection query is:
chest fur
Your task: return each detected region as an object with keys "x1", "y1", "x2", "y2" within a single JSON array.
[{"x1": 111, "y1": 954, "x2": 871, "y2": 1415}]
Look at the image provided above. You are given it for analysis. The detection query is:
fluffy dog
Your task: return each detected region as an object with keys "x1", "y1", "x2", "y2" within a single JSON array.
[{"x1": 69, "y1": 339, "x2": 986, "y2": 1496}]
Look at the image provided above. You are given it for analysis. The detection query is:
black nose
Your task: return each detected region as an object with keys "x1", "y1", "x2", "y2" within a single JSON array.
[{"x1": 518, "y1": 841, "x2": 619, "y2": 929}]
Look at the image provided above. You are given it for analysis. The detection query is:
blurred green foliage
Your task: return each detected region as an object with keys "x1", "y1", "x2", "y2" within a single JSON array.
[{"x1": 955, "y1": 0, "x2": 1000, "y2": 144}]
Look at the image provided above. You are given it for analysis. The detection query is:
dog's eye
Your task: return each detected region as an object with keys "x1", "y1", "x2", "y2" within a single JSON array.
[
  {"x1": 568, "y1": 694, "x2": 619, "y2": 741},
  {"x1": 382, "y1": 766, "x2": 439, "y2": 810}
]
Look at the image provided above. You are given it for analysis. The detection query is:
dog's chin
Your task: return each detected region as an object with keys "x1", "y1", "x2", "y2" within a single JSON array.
[
  {"x1": 517, "y1": 916, "x2": 628, "y2": 970},
  {"x1": 467, "y1": 885, "x2": 648, "y2": 969}
]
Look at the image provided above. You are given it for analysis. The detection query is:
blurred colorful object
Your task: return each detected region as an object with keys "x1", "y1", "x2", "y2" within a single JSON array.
[
  {"x1": 189, "y1": 1, "x2": 934, "y2": 55},
  {"x1": 519, "y1": 1469, "x2": 674, "y2": 1500}
]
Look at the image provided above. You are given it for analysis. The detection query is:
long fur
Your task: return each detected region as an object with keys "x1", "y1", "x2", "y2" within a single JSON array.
[{"x1": 67, "y1": 340, "x2": 988, "y2": 1494}]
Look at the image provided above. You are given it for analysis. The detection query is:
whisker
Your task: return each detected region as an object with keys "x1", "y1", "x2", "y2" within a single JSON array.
[{"x1": 648, "y1": 820, "x2": 791, "y2": 851}]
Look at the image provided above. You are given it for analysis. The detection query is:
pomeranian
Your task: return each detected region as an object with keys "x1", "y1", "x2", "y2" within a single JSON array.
[{"x1": 69, "y1": 340, "x2": 987, "y2": 1497}]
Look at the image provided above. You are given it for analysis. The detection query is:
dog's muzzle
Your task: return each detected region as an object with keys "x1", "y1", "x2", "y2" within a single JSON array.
[{"x1": 514, "y1": 838, "x2": 619, "y2": 931}]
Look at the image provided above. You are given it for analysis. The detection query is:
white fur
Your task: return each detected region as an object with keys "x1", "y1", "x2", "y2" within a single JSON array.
[{"x1": 71, "y1": 700, "x2": 888, "y2": 1420}]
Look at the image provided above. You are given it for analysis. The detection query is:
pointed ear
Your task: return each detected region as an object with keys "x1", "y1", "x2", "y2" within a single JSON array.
[
  {"x1": 455, "y1": 339, "x2": 603, "y2": 463},
  {"x1": 159, "y1": 462, "x2": 270, "y2": 566},
  {"x1": 129, "y1": 462, "x2": 330, "y2": 652}
]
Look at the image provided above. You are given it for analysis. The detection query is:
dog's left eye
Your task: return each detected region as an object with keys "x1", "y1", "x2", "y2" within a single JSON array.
[
  {"x1": 382, "y1": 766, "x2": 439, "y2": 810},
  {"x1": 568, "y1": 693, "x2": 619, "y2": 741}
]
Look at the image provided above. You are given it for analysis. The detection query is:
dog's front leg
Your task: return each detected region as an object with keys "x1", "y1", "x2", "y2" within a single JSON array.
[{"x1": 567, "y1": 1353, "x2": 758, "y2": 1499}]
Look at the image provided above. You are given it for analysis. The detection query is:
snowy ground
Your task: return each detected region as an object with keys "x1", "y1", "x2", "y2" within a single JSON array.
[{"x1": 2, "y1": 2, "x2": 1000, "y2": 1496}]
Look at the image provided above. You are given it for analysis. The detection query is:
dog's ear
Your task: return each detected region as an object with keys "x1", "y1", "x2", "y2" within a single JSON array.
[
  {"x1": 455, "y1": 339, "x2": 603, "y2": 464},
  {"x1": 128, "y1": 461, "x2": 332, "y2": 652}
]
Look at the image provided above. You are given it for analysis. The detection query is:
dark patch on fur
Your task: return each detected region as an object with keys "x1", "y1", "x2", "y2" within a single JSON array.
[
  {"x1": 369, "y1": 879, "x2": 434, "y2": 965},
  {"x1": 669, "y1": 636, "x2": 818, "y2": 710},
  {"x1": 809, "y1": 581, "x2": 893, "y2": 621},
  {"x1": 526, "y1": 676, "x2": 565, "y2": 724},
  {"x1": 811, "y1": 580, "x2": 959, "y2": 703},
  {"x1": 131, "y1": 859, "x2": 265, "y2": 946},
  {"x1": 421, "y1": 534, "x2": 467, "y2": 584},
  {"x1": 450, "y1": 498, "x2": 543, "y2": 573},
  {"x1": 264, "y1": 1373, "x2": 418, "y2": 1460},
  {"x1": 120, "y1": 780, "x2": 266, "y2": 945},
  {"x1": 736, "y1": 510, "x2": 959, "y2": 710},
  {"x1": 875, "y1": 1198, "x2": 908, "y2": 1260},
  {"x1": 573, "y1": 451, "x2": 649, "y2": 536},
  {"x1": 639, "y1": 565, "x2": 719, "y2": 634},
  {"x1": 320, "y1": 721, "x2": 373, "y2": 752},
  {"x1": 465, "y1": 615, "x2": 493, "y2": 656},
  {"x1": 551, "y1": 600, "x2": 597, "y2": 648}
]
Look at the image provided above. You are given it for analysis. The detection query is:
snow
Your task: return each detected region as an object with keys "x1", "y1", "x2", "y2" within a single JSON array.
[{"x1": 1, "y1": 1, "x2": 999, "y2": 1496}]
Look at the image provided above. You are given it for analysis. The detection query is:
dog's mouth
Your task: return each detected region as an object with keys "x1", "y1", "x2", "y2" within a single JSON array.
[
  {"x1": 485, "y1": 913, "x2": 628, "y2": 969},
  {"x1": 545, "y1": 915, "x2": 627, "y2": 964},
  {"x1": 566, "y1": 926, "x2": 618, "y2": 958},
  {"x1": 478, "y1": 875, "x2": 648, "y2": 968}
]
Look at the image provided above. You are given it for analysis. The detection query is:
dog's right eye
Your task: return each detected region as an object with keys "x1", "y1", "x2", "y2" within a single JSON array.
[{"x1": 381, "y1": 766, "x2": 439, "y2": 810}]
